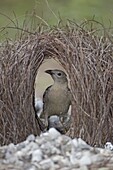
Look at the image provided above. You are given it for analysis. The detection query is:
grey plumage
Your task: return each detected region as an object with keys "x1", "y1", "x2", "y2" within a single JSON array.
[{"x1": 41, "y1": 69, "x2": 72, "y2": 129}]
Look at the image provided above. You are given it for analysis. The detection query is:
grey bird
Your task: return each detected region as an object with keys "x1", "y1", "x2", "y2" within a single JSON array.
[{"x1": 41, "y1": 69, "x2": 72, "y2": 129}]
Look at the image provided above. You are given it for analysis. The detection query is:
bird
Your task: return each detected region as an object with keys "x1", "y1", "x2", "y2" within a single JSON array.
[{"x1": 40, "y1": 69, "x2": 72, "y2": 129}]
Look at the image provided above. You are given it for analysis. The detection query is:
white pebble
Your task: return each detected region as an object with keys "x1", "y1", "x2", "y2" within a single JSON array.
[
  {"x1": 48, "y1": 128, "x2": 61, "y2": 140},
  {"x1": 26, "y1": 134, "x2": 35, "y2": 142},
  {"x1": 31, "y1": 149, "x2": 43, "y2": 162},
  {"x1": 105, "y1": 142, "x2": 113, "y2": 151},
  {"x1": 79, "y1": 154, "x2": 92, "y2": 165},
  {"x1": 40, "y1": 159, "x2": 54, "y2": 170}
]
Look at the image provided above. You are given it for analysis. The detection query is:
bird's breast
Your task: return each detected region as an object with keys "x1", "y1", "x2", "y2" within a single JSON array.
[{"x1": 46, "y1": 86, "x2": 70, "y2": 116}]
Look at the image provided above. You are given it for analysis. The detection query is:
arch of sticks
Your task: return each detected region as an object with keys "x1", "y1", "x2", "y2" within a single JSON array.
[{"x1": 0, "y1": 21, "x2": 113, "y2": 146}]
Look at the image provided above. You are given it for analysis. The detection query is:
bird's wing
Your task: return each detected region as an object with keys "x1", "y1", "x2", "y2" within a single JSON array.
[
  {"x1": 67, "y1": 87, "x2": 72, "y2": 105},
  {"x1": 41, "y1": 85, "x2": 52, "y2": 123},
  {"x1": 43, "y1": 85, "x2": 52, "y2": 104}
]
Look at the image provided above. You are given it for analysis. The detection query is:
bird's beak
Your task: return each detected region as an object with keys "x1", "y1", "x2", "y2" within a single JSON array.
[{"x1": 45, "y1": 70, "x2": 53, "y2": 75}]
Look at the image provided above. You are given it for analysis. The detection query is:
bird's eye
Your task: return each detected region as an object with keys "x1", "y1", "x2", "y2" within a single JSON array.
[{"x1": 57, "y1": 72, "x2": 62, "y2": 76}]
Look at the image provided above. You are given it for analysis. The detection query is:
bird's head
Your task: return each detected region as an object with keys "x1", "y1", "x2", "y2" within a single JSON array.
[{"x1": 45, "y1": 69, "x2": 68, "y2": 84}]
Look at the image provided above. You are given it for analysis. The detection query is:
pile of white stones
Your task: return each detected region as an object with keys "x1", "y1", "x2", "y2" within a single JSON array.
[{"x1": 0, "y1": 128, "x2": 113, "y2": 170}]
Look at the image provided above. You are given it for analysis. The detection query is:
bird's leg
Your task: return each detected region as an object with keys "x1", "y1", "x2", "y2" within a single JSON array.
[
  {"x1": 60, "y1": 114, "x2": 68, "y2": 123},
  {"x1": 47, "y1": 115, "x2": 67, "y2": 134},
  {"x1": 60, "y1": 114, "x2": 71, "y2": 132}
]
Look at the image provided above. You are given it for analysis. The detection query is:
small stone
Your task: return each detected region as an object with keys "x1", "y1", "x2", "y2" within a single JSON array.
[
  {"x1": 35, "y1": 98, "x2": 43, "y2": 117},
  {"x1": 91, "y1": 154, "x2": 104, "y2": 163},
  {"x1": 5, "y1": 143, "x2": 16, "y2": 160},
  {"x1": 78, "y1": 138, "x2": 88, "y2": 146},
  {"x1": 16, "y1": 140, "x2": 29, "y2": 150},
  {"x1": 0, "y1": 146, "x2": 7, "y2": 159},
  {"x1": 105, "y1": 142, "x2": 113, "y2": 151},
  {"x1": 79, "y1": 154, "x2": 92, "y2": 165},
  {"x1": 48, "y1": 128, "x2": 61, "y2": 140},
  {"x1": 39, "y1": 159, "x2": 54, "y2": 170},
  {"x1": 52, "y1": 155, "x2": 67, "y2": 164},
  {"x1": 15, "y1": 150, "x2": 23, "y2": 159},
  {"x1": 79, "y1": 165, "x2": 88, "y2": 170},
  {"x1": 31, "y1": 149, "x2": 43, "y2": 162},
  {"x1": 27, "y1": 166, "x2": 37, "y2": 170},
  {"x1": 7, "y1": 143, "x2": 16, "y2": 153},
  {"x1": 26, "y1": 134, "x2": 35, "y2": 142}
]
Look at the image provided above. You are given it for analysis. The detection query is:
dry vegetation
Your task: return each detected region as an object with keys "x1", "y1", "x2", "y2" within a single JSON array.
[{"x1": 0, "y1": 19, "x2": 113, "y2": 146}]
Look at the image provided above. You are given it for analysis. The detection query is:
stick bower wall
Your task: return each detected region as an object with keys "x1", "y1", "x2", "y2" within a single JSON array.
[{"x1": 0, "y1": 22, "x2": 113, "y2": 145}]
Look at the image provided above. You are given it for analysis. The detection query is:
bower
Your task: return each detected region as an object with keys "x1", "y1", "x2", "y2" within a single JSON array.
[{"x1": 0, "y1": 21, "x2": 113, "y2": 146}]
